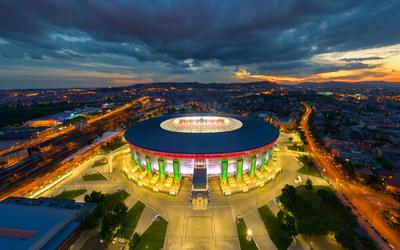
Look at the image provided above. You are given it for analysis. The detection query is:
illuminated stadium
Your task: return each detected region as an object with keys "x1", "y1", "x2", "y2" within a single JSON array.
[{"x1": 124, "y1": 113, "x2": 279, "y2": 186}]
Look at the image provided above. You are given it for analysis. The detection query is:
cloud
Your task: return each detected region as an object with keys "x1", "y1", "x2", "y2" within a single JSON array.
[
  {"x1": 0, "y1": 0, "x2": 399, "y2": 87},
  {"x1": 341, "y1": 57, "x2": 384, "y2": 62}
]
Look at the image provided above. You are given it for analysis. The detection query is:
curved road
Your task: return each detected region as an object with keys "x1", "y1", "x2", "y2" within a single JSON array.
[{"x1": 301, "y1": 102, "x2": 400, "y2": 249}]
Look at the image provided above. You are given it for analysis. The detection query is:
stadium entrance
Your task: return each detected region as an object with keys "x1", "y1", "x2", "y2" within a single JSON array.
[{"x1": 192, "y1": 160, "x2": 209, "y2": 210}]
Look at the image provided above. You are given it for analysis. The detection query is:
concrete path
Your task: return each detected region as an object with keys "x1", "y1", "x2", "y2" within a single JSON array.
[
  {"x1": 243, "y1": 210, "x2": 277, "y2": 250},
  {"x1": 124, "y1": 195, "x2": 138, "y2": 208},
  {"x1": 135, "y1": 206, "x2": 159, "y2": 235},
  {"x1": 164, "y1": 206, "x2": 241, "y2": 250}
]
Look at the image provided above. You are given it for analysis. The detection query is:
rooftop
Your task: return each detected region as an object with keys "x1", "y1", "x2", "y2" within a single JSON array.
[
  {"x1": 125, "y1": 113, "x2": 279, "y2": 155},
  {"x1": 0, "y1": 197, "x2": 95, "y2": 250}
]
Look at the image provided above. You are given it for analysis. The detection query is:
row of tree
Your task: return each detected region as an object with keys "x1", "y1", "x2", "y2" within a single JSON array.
[{"x1": 82, "y1": 191, "x2": 128, "y2": 241}]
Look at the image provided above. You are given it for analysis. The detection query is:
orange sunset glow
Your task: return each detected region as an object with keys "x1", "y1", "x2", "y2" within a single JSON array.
[{"x1": 234, "y1": 44, "x2": 400, "y2": 83}]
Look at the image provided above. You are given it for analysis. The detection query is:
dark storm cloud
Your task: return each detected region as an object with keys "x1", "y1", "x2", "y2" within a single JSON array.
[
  {"x1": 0, "y1": 0, "x2": 399, "y2": 84},
  {"x1": 340, "y1": 57, "x2": 384, "y2": 62},
  {"x1": 254, "y1": 61, "x2": 376, "y2": 76}
]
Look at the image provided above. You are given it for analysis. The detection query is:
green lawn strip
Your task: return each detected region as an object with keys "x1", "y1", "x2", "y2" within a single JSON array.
[
  {"x1": 103, "y1": 190, "x2": 130, "y2": 211},
  {"x1": 296, "y1": 156, "x2": 322, "y2": 178},
  {"x1": 134, "y1": 216, "x2": 168, "y2": 250},
  {"x1": 258, "y1": 206, "x2": 292, "y2": 250},
  {"x1": 120, "y1": 201, "x2": 146, "y2": 239},
  {"x1": 237, "y1": 218, "x2": 258, "y2": 250},
  {"x1": 82, "y1": 173, "x2": 107, "y2": 181},
  {"x1": 55, "y1": 189, "x2": 87, "y2": 199}
]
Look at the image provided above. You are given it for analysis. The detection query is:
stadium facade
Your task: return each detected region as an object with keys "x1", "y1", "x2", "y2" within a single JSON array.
[{"x1": 124, "y1": 114, "x2": 279, "y2": 183}]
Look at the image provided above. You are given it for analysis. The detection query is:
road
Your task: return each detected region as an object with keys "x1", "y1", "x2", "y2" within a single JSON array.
[{"x1": 301, "y1": 102, "x2": 400, "y2": 250}]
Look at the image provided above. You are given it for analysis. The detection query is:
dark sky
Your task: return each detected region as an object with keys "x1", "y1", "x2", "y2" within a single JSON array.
[{"x1": 0, "y1": 0, "x2": 399, "y2": 89}]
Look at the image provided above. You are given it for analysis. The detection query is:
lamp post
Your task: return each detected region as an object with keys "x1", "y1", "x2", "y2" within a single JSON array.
[{"x1": 246, "y1": 228, "x2": 252, "y2": 241}]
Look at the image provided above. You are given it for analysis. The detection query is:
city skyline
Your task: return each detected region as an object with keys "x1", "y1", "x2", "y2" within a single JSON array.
[{"x1": 0, "y1": 0, "x2": 400, "y2": 89}]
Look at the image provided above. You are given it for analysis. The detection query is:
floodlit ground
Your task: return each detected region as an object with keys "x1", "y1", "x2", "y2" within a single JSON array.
[{"x1": 41, "y1": 133, "x2": 339, "y2": 250}]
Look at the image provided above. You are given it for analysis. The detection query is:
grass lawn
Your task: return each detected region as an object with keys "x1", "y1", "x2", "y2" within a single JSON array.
[
  {"x1": 297, "y1": 156, "x2": 322, "y2": 178},
  {"x1": 82, "y1": 173, "x2": 107, "y2": 181},
  {"x1": 55, "y1": 189, "x2": 87, "y2": 199},
  {"x1": 104, "y1": 190, "x2": 129, "y2": 211},
  {"x1": 236, "y1": 218, "x2": 258, "y2": 250},
  {"x1": 121, "y1": 201, "x2": 146, "y2": 239},
  {"x1": 134, "y1": 216, "x2": 168, "y2": 250},
  {"x1": 258, "y1": 206, "x2": 292, "y2": 250}
]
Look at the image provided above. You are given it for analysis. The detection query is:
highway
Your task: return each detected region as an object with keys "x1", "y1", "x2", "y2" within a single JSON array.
[{"x1": 301, "y1": 102, "x2": 400, "y2": 250}]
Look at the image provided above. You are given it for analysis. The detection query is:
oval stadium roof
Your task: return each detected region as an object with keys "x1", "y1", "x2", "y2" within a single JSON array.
[{"x1": 124, "y1": 113, "x2": 279, "y2": 155}]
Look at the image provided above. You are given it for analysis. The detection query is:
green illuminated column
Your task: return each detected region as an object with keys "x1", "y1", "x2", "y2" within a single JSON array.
[
  {"x1": 145, "y1": 156, "x2": 152, "y2": 175},
  {"x1": 158, "y1": 159, "x2": 165, "y2": 180},
  {"x1": 173, "y1": 160, "x2": 180, "y2": 181},
  {"x1": 250, "y1": 155, "x2": 256, "y2": 177},
  {"x1": 268, "y1": 147, "x2": 273, "y2": 165},
  {"x1": 221, "y1": 159, "x2": 228, "y2": 183},
  {"x1": 236, "y1": 158, "x2": 243, "y2": 181},
  {"x1": 136, "y1": 152, "x2": 142, "y2": 169},
  {"x1": 261, "y1": 151, "x2": 267, "y2": 170}
]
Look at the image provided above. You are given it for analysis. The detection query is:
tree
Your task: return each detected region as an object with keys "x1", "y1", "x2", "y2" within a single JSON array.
[
  {"x1": 317, "y1": 188, "x2": 341, "y2": 208},
  {"x1": 280, "y1": 184, "x2": 297, "y2": 208},
  {"x1": 84, "y1": 191, "x2": 106, "y2": 204},
  {"x1": 114, "y1": 202, "x2": 128, "y2": 221},
  {"x1": 335, "y1": 226, "x2": 356, "y2": 250},
  {"x1": 317, "y1": 188, "x2": 329, "y2": 201},
  {"x1": 82, "y1": 212, "x2": 98, "y2": 230},
  {"x1": 305, "y1": 178, "x2": 313, "y2": 191},
  {"x1": 278, "y1": 211, "x2": 298, "y2": 237},
  {"x1": 100, "y1": 212, "x2": 119, "y2": 241},
  {"x1": 359, "y1": 236, "x2": 377, "y2": 250},
  {"x1": 282, "y1": 184, "x2": 297, "y2": 201}
]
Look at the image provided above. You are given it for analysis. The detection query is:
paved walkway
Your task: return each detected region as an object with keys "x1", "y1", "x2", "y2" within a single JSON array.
[
  {"x1": 135, "y1": 206, "x2": 159, "y2": 235},
  {"x1": 243, "y1": 210, "x2": 277, "y2": 250},
  {"x1": 164, "y1": 206, "x2": 241, "y2": 250},
  {"x1": 124, "y1": 195, "x2": 138, "y2": 208}
]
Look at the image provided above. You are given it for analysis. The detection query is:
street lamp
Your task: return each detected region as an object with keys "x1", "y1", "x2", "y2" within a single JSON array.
[{"x1": 246, "y1": 229, "x2": 252, "y2": 241}]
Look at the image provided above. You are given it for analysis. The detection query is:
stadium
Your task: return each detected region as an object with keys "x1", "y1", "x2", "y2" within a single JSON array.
[{"x1": 124, "y1": 113, "x2": 279, "y2": 187}]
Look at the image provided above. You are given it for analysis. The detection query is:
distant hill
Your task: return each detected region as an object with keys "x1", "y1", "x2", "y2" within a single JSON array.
[
  {"x1": 129, "y1": 81, "x2": 277, "y2": 89},
  {"x1": 2, "y1": 80, "x2": 399, "y2": 91},
  {"x1": 125, "y1": 80, "x2": 400, "y2": 90},
  {"x1": 293, "y1": 81, "x2": 400, "y2": 88}
]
